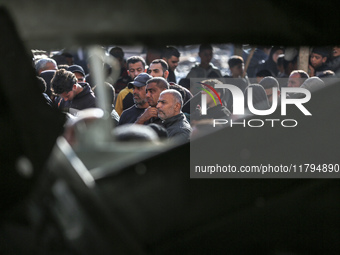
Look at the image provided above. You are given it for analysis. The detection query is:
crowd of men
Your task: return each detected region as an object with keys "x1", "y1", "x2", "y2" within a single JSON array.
[{"x1": 33, "y1": 44, "x2": 340, "y2": 144}]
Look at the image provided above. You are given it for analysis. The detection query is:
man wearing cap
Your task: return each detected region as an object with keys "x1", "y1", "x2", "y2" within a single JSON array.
[
  {"x1": 67, "y1": 64, "x2": 86, "y2": 83},
  {"x1": 69, "y1": 64, "x2": 115, "y2": 111},
  {"x1": 118, "y1": 73, "x2": 152, "y2": 125}
]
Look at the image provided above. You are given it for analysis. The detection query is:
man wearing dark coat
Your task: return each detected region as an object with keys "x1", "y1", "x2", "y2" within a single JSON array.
[
  {"x1": 51, "y1": 69, "x2": 96, "y2": 114},
  {"x1": 156, "y1": 89, "x2": 192, "y2": 142}
]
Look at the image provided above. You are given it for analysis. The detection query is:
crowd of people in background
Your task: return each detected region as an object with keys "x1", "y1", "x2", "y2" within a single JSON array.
[{"x1": 33, "y1": 44, "x2": 340, "y2": 145}]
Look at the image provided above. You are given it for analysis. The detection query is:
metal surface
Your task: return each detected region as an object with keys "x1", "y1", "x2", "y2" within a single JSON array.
[{"x1": 2, "y1": 0, "x2": 339, "y2": 49}]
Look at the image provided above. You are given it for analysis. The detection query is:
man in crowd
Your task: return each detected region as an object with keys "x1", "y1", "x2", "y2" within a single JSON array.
[
  {"x1": 148, "y1": 59, "x2": 169, "y2": 79},
  {"x1": 109, "y1": 46, "x2": 130, "y2": 94},
  {"x1": 134, "y1": 77, "x2": 169, "y2": 125},
  {"x1": 287, "y1": 70, "x2": 309, "y2": 88},
  {"x1": 156, "y1": 89, "x2": 192, "y2": 141},
  {"x1": 148, "y1": 58, "x2": 193, "y2": 106},
  {"x1": 35, "y1": 58, "x2": 58, "y2": 98},
  {"x1": 115, "y1": 56, "x2": 146, "y2": 115},
  {"x1": 309, "y1": 47, "x2": 330, "y2": 77},
  {"x1": 186, "y1": 44, "x2": 222, "y2": 79},
  {"x1": 162, "y1": 46, "x2": 180, "y2": 83},
  {"x1": 118, "y1": 73, "x2": 152, "y2": 125},
  {"x1": 67, "y1": 64, "x2": 86, "y2": 83},
  {"x1": 68, "y1": 64, "x2": 116, "y2": 113},
  {"x1": 227, "y1": 55, "x2": 245, "y2": 78},
  {"x1": 138, "y1": 60, "x2": 192, "y2": 125},
  {"x1": 35, "y1": 58, "x2": 58, "y2": 75},
  {"x1": 51, "y1": 69, "x2": 96, "y2": 113}
]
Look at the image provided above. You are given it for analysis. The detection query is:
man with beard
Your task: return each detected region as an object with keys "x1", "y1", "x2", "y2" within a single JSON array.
[
  {"x1": 118, "y1": 73, "x2": 152, "y2": 125},
  {"x1": 115, "y1": 56, "x2": 147, "y2": 115},
  {"x1": 156, "y1": 89, "x2": 192, "y2": 141},
  {"x1": 134, "y1": 77, "x2": 169, "y2": 125},
  {"x1": 144, "y1": 60, "x2": 192, "y2": 122},
  {"x1": 147, "y1": 59, "x2": 169, "y2": 79}
]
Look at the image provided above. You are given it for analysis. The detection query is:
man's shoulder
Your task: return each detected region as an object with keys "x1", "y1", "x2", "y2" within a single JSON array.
[
  {"x1": 77, "y1": 83, "x2": 94, "y2": 96},
  {"x1": 187, "y1": 63, "x2": 201, "y2": 73},
  {"x1": 186, "y1": 64, "x2": 204, "y2": 78},
  {"x1": 119, "y1": 105, "x2": 145, "y2": 125},
  {"x1": 71, "y1": 84, "x2": 96, "y2": 110},
  {"x1": 121, "y1": 104, "x2": 139, "y2": 114},
  {"x1": 166, "y1": 113, "x2": 191, "y2": 129},
  {"x1": 76, "y1": 86, "x2": 95, "y2": 102},
  {"x1": 191, "y1": 63, "x2": 201, "y2": 69},
  {"x1": 165, "y1": 113, "x2": 192, "y2": 141},
  {"x1": 117, "y1": 87, "x2": 133, "y2": 98},
  {"x1": 208, "y1": 63, "x2": 222, "y2": 73}
]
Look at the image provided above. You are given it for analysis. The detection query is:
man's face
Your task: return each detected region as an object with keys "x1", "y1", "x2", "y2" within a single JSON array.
[
  {"x1": 165, "y1": 56, "x2": 179, "y2": 71},
  {"x1": 127, "y1": 61, "x2": 145, "y2": 80},
  {"x1": 310, "y1": 53, "x2": 326, "y2": 68},
  {"x1": 333, "y1": 46, "x2": 340, "y2": 57},
  {"x1": 59, "y1": 88, "x2": 76, "y2": 101},
  {"x1": 230, "y1": 63, "x2": 244, "y2": 77},
  {"x1": 132, "y1": 85, "x2": 147, "y2": 106},
  {"x1": 148, "y1": 63, "x2": 166, "y2": 78},
  {"x1": 156, "y1": 93, "x2": 176, "y2": 120},
  {"x1": 146, "y1": 82, "x2": 163, "y2": 107},
  {"x1": 74, "y1": 72, "x2": 85, "y2": 83},
  {"x1": 199, "y1": 49, "x2": 213, "y2": 65},
  {"x1": 288, "y1": 73, "x2": 302, "y2": 87}
]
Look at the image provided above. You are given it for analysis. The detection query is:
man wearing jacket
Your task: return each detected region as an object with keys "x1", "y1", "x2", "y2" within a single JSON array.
[
  {"x1": 51, "y1": 69, "x2": 96, "y2": 114},
  {"x1": 118, "y1": 73, "x2": 152, "y2": 125},
  {"x1": 156, "y1": 89, "x2": 191, "y2": 141}
]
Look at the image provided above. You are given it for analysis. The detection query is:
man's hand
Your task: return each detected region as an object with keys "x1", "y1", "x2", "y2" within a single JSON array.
[{"x1": 135, "y1": 107, "x2": 158, "y2": 124}]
